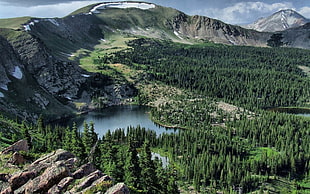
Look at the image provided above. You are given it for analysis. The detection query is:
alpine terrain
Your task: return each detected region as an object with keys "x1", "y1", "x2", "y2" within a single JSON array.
[
  {"x1": 245, "y1": 9, "x2": 310, "y2": 32},
  {"x1": 0, "y1": 2, "x2": 310, "y2": 194}
]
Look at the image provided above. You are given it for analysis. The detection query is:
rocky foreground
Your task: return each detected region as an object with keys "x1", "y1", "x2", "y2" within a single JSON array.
[{"x1": 0, "y1": 140, "x2": 129, "y2": 194}]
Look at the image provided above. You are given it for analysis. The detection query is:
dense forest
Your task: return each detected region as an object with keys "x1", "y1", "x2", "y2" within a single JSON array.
[
  {"x1": 1, "y1": 39, "x2": 310, "y2": 193},
  {"x1": 109, "y1": 38, "x2": 310, "y2": 109}
]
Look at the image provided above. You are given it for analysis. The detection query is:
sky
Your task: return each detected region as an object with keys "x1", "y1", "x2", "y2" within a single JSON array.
[{"x1": 0, "y1": 0, "x2": 309, "y2": 24}]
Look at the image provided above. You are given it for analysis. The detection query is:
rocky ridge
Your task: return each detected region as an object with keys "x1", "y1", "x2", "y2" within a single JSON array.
[
  {"x1": 0, "y1": 147, "x2": 129, "y2": 194},
  {"x1": 245, "y1": 9, "x2": 310, "y2": 32}
]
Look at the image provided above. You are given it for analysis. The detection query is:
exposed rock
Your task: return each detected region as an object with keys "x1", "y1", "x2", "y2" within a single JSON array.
[
  {"x1": 72, "y1": 163, "x2": 96, "y2": 179},
  {"x1": 1, "y1": 140, "x2": 29, "y2": 154},
  {"x1": 47, "y1": 176, "x2": 74, "y2": 194},
  {"x1": 82, "y1": 175, "x2": 113, "y2": 193},
  {"x1": 64, "y1": 157, "x2": 79, "y2": 171},
  {"x1": 18, "y1": 161, "x2": 70, "y2": 193},
  {"x1": 27, "y1": 149, "x2": 75, "y2": 173},
  {"x1": 9, "y1": 171, "x2": 36, "y2": 190},
  {"x1": 105, "y1": 183, "x2": 130, "y2": 194},
  {"x1": 70, "y1": 170, "x2": 103, "y2": 192},
  {"x1": 0, "y1": 186, "x2": 12, "y2": 194},
  {"x1": 0, "y1": 173, "x2": 10, "y2": 182},
  {"x1": 10, "y1": 152, "x2": 26, "y2": 165}
]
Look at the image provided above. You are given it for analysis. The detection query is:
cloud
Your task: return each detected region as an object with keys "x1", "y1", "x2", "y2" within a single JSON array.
[
  {"x1": 0, "y1": 1, "x2": 115, "y2": 18},
  {"x1": 0, "y1": 1, "x2": 102, "y2": 18},
  {"x1": 0, "y1": 0, "x2": 93, "y2": 6},
  {"x1": 299, "y1": 7, "x2": 310, "y2": 18},
  {"x1": 194, "y1": 1, "x2": 295, "y2": 24}
]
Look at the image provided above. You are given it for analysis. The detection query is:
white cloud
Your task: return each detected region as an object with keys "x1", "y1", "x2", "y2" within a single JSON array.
[
  {"x1": 193, "y1": 1, "x2": 295, "y2": 24},
  {"x1": 299, "y1": 7, "x2": 310, "y2": 19},
  {"x1": 0, "y1": 1, "x2": 102, "y2": 18}
]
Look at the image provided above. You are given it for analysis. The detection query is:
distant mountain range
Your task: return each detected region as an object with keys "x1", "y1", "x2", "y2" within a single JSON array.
[{"x1": 245, "y1": 9, "x2": 310, "y2": 32}]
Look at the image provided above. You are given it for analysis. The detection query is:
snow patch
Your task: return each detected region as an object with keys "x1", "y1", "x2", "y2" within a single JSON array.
[
  {"x1": 23, "y1": 21, "x2": 35, "y2": 31},
  {"x1": 0, "y1": 92, "x2": 4, "y2": 98},
  {"x1": 24, "y1": 24, "x2": 31, "y2": 31},
  {"x1": 174, "y1": 31, "x2": 183, "y2": 40},
  {"x1": 12, "y1": 66, "x2": 23, "y2": 79},
  {"x1": 81, "y1": 74, "x2": 91, "y2": 78},
  {"x1": 0, "y1": 84, "x2": 8, "y2": 91},
  {"x1": 47, "y1": 18, "x2": 60, "y2": 26},
  {"x1": 90, "y1": 2, "x2": 155, "y2": 14}
]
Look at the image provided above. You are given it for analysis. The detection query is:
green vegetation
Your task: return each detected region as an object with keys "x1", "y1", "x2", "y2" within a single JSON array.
[
  {"x1": 1, "y1": 37, "x2": 310, "y2": 193},
  {"x1": 110, "y1": 38, "x2": 310, "y2": 109},
  {"x1": 0, "y1": 17, "x2": 31, "y2": 29}
]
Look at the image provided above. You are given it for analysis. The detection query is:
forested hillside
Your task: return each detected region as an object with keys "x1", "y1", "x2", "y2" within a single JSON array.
[
  {"x1": 110, "y1": 38, "x2": 310, "y2": 109},
  {"x1": 1, "y1": 38, "x2": 310, "y2": 193}
]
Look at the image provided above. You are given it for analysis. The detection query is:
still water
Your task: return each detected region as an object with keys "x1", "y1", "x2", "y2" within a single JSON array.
[
  {"x1": 268, "y1": 107, "x2": 310, "y2": 117},
  {"x1": 66, "y1": 105, "x2": 177, "y2": 138}
]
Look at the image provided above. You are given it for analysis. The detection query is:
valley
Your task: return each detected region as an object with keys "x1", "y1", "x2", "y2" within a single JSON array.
[{"x1": 0, "y1": 1, "x2": 310, "y2": 194}]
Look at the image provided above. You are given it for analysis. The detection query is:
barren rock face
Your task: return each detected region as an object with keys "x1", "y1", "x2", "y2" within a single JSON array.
[
  {"x1": 1, "y1": 140, "x2": 29, "y2": 155},
  {"x1": 0, "y1": 149, "x2": 129, "y2": 194}
]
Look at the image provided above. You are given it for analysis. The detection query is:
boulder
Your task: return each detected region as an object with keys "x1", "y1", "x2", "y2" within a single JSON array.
[
  {"x1": 10, "y1": 152, "x2": 26, "y2": 165},
  {"x1": 64, "y1": 157, "x2": 78, "y2": 170},
  {"x1": 27, "y1": 149, "x2": 75, "y2": 173},
  {"x1": 47, "y1": 177, "x2": 74, "y2": 194},
  {"x1": 70, "y1": 170, "x2": 103, "y2": 192},
  {"x1": 105, "y1": 183, "x2": 130, "y2": 194},
  {"x1": 1, "y1": 140, "x2": 29, "y2": 154},
  {"x1": 82, "y1": 175, "x2": 113, "y2": 193},
  {"x1": 72, "y1": 163, "x2": 96, "y2": 179},
  {"x1": 19, "y1": 161, "x2": 70, "y2": 193},
  {"x1": 8, "y1": 171, "x2": 36, "y2": 190}
]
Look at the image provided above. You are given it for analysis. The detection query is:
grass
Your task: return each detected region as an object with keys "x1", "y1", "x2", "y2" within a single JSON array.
[
  {"x1": 249, "y1": 147, "x2": 280, "y2": 161},
  {"x1": 0, "y1": 17, "x2": 31, "y2": 29}
]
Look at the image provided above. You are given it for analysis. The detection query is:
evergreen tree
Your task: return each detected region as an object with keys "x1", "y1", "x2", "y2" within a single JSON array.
[
  {"x1": 124, "y1": 138, "x2": 141, "y2": 189},
  {"x1": 139, "y1": 141, "x2": 158, "y2": 193}
]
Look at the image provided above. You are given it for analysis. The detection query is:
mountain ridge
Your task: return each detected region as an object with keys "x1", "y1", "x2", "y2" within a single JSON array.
[{"x1": 245, "y1": 9, "x2": 310, "y2": 32}]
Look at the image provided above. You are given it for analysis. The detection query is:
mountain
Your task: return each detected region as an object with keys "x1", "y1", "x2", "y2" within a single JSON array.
[
  {"x1": 245, "y1": 9, "x2": 310, "y2": 32},
  {"x1": 0, "y1": 2, "x2": 308, "y2": 121}
]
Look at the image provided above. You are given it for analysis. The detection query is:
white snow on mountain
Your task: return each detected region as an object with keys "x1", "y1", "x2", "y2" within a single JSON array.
[
  {"x1": 0, "y1": 92, "x2": 4, "y2": 98},
  {"x1": 245, "y1": 9, "x2": 310, "y2": 32},
  {"x1": 90, "y1": 2, "x2": 155, "y2": 14},
  {"x1": 12, "y1": 66, "x2": 23, "y2": 80}
]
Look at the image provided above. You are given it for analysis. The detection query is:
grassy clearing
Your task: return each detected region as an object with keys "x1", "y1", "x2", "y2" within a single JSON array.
[
  {"x1": 0, "y1": 17, "x2": 31, "y2": 29},
  {"x1": 249, "y1": 147, "x2": 280, "y2": 161},
  {"x1": 74, "y1": 33, "x2": 136, "y2": 74}
]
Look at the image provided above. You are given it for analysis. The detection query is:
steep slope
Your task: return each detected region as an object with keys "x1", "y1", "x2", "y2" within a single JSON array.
[
  {"x1": 282, "y1": 23, "x2": 310, "y2": 49},
  {"x1": 246, "y1": 9, "x2": 310, "y2": 32}
]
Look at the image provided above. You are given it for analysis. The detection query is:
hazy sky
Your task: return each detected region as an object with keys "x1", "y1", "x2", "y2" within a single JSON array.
[{"x1": 0, "y1": 0, "x2": 309, "y2": 24}]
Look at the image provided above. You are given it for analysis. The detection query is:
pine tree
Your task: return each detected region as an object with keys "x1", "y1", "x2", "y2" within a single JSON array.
[
  {"x1": 139, "y1": 141, "x2": 158, "y2": 193},
  {"x1": 124, "y1": 138, "x2": 141, "y2": 189}
]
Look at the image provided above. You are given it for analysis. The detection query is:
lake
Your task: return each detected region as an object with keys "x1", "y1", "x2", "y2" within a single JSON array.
[
  {"x1": 66, "y1": 105, "x2": 177, "y2": 138},
  {"x1": 267, "y1": 107, "x2": 310, "y2": 117}
]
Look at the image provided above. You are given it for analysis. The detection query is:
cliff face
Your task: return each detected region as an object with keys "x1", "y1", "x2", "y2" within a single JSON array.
[
  {"x1": 0, "y1": 18, "x2": 137, "y2": 121},
  {"x1": 166, "y1": 13, "x2": 271, "y2": 46}
]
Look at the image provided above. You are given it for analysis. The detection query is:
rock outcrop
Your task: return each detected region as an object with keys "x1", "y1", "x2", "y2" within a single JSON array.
[
  {"x1": 1, "y1": 140, "x2": 29, "y2": 155},
  {"x1": 105, "y1": 183, "x2": 130, "y2": 194},
  {"x1": 0, "y1": 149, "x2": 129, "y2": 194}
]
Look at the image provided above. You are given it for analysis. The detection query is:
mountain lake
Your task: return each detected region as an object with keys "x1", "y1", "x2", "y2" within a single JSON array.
[{"x1": 64, "y1": 105, "x2": 177, "y2": 138}]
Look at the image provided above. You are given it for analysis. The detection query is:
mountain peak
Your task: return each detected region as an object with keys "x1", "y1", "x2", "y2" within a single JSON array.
[{"x1": 245, "y1": 9, "x2": 309, "y2": 32}]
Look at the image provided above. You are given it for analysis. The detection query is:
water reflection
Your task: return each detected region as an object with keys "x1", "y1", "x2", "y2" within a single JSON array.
[{"x1": 66, "y1": 105, "x2": 177, "y2": 138}]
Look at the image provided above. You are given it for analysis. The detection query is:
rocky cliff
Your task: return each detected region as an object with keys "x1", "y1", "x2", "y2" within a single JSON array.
[{"x1": 0, "y1": 147, "x2": 129, "y2": 194}]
